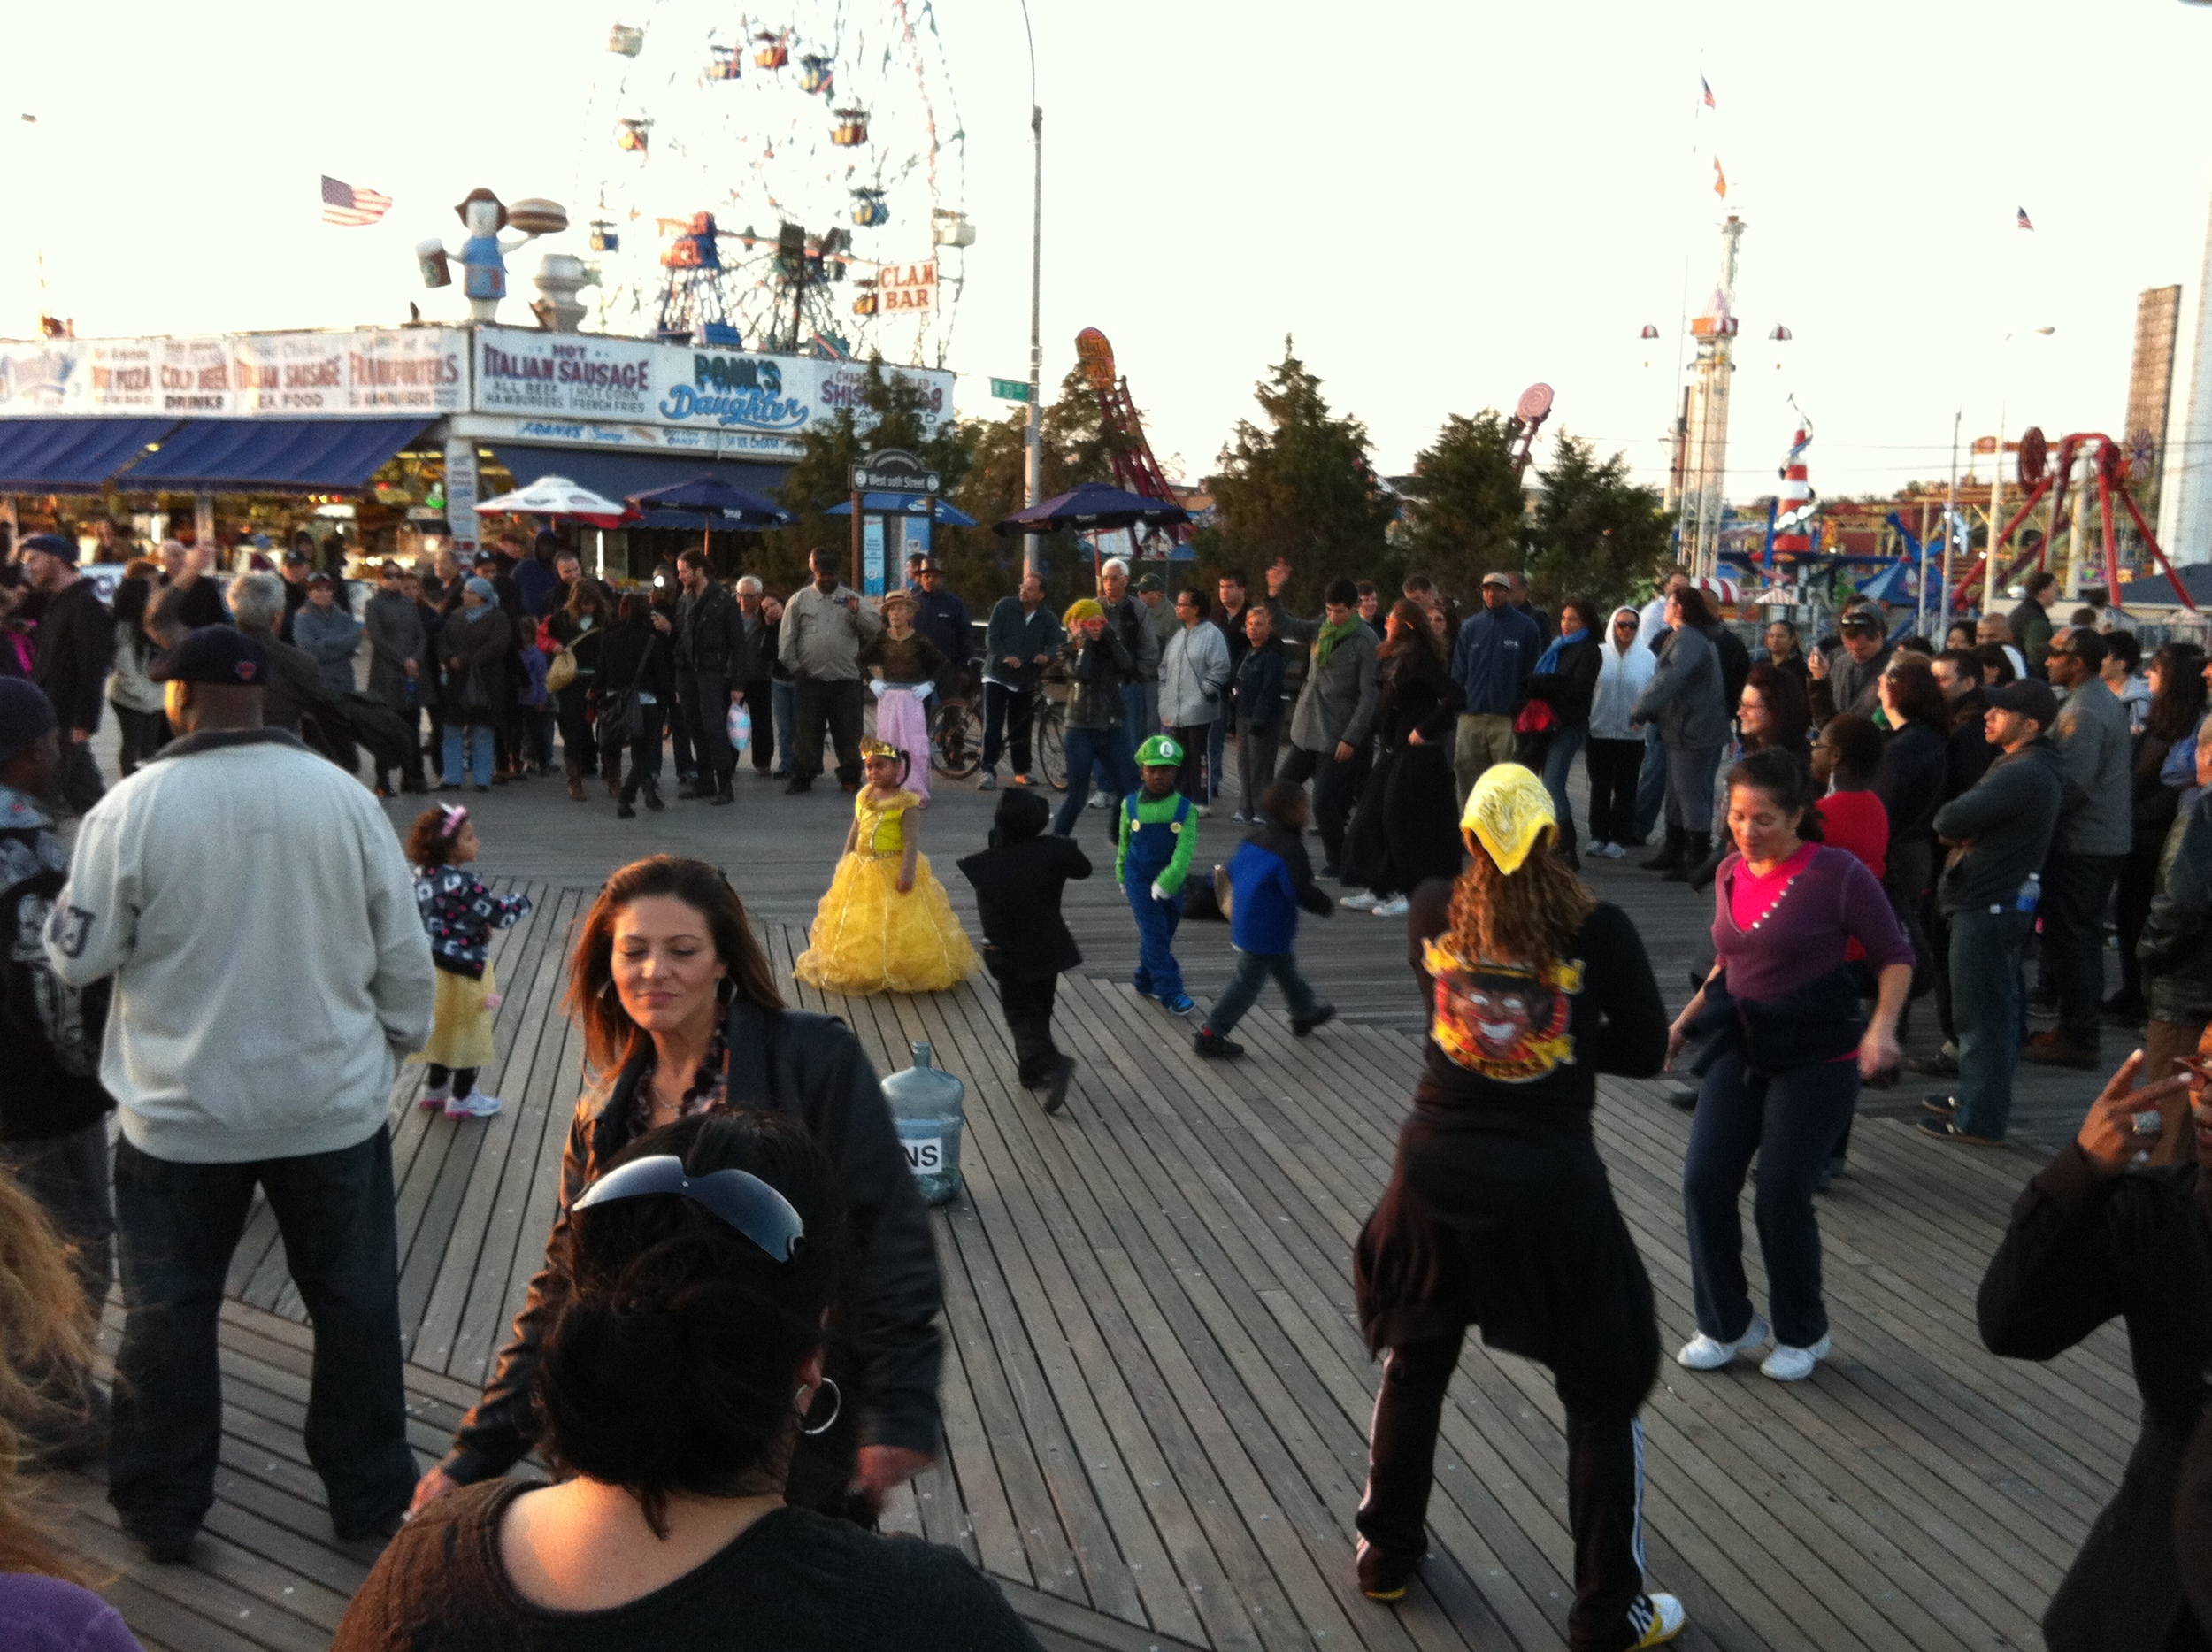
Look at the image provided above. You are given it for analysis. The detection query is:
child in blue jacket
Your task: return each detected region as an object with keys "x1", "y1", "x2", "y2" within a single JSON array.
[{"x1": 1195, "y1": 780, "x2": 1336, "y2": 1057}]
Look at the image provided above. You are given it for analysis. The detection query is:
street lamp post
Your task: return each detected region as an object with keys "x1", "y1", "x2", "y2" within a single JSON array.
[{"x1": 1019, "y1": 0, "x2": 1043, "y2": 585}]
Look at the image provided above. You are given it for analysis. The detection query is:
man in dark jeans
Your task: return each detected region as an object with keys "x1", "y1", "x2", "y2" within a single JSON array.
[
  {"x1": 672, "y1": 549, "x2": 750, "y2": 806},
  {"x1": 19, "y1": 533, "x2": 114, "y2": 814},
  {"x1": 44, "y1": 626, "x2": 435, "y2": 1563},
  {"x1": 2027, "y1": 628, "x2": 2133, "y2": 1070},
  {"x1": 1924, "y1": 680, "x2": 2066, "y2": 1145}
]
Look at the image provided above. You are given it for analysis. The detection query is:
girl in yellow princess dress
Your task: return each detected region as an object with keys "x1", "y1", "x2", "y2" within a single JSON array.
[{"x1": 794, "y1": 737, "x2": 980, "y2": 995}]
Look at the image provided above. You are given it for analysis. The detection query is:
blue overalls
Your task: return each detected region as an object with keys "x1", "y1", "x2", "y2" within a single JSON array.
[{"x1": 1122, "y1": 792, "x2": 1190, "y2": 1004}]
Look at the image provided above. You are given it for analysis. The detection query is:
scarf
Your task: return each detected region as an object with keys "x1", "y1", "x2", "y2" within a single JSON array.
[
  {"x1": 1313, "y1": 613, "x2": 1363, "y2": 667},
  {"x1": 1533, "y1": 627, "x2": 1586, "y2": 676},
  {"x1": 460, "y1": 601, "x2": 495, "y2": 623}
]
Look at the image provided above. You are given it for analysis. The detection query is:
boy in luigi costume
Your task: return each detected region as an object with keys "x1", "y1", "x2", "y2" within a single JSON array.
[{"x1": 1119, "y1": 734, "x2": 1199, "y2": 1014}]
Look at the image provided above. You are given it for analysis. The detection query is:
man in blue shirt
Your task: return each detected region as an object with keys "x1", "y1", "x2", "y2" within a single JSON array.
[{"x1": 1449, "y1": 571, "x2": 1540, "y2": 808}]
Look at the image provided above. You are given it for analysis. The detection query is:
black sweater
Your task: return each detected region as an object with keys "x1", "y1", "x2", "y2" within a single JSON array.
[
  {"x1": 29, "y1": 579, "x2": 113, "y2": 735},
  {"x1": 0, "y1": 789, "x2": 111, "y2": 1141},
  {"x1": 334, "y1": 1485, "x2": 1041, "y2": 1652},
  {"x1": 595, "y1": 621, "x2": 674, "y2": 703}
]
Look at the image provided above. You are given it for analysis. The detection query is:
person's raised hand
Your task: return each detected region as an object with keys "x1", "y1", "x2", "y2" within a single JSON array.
[
  {"x1": 1808, "y1": 646, "x2": 1828, "y2": 681},
  {"x1": 2078, "y1": 1049, "x2": 2193, "y2": 1174}
]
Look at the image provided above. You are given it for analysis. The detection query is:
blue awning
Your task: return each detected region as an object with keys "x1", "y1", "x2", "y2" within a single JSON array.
[
  {"x1": 490, "y1": 446, "x2": 787, "y2": 529},
  {"x1": 0, "y1": 418, "x2": 179, "y2": 493},
  {"x1": 124, "y1": 418, "x2": 431, "y2": 492}
]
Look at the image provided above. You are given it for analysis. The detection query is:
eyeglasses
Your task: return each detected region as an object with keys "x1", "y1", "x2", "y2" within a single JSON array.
[{"x1": 572, "y1": 1154, "x2": 805, "y2": 1262}]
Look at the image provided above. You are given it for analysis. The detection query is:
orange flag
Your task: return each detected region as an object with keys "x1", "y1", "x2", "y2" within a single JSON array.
[{"x1": 1713, "y1": 158, "x2": 1728, "y2": 197}]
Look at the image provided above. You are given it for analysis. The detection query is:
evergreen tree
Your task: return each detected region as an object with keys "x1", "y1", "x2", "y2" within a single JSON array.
[
  {"x1": 1526, "y1": 432, "x2": 1671, "y2": 614},
  {"x1": 1397, "y1": 411, "x2": 1528, "y2": 604},
  {"x1": 1202, "y1": 339, "x2": 1395, "y2": 609}
]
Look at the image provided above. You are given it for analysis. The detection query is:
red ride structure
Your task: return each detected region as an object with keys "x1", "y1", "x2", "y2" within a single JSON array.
[
  {"x1": 1951, "y1": 426, "x2": 2197, "y2": 613},
  {"x1": 1074, "y1": 327, "x2": 1188, "y2": 545}
]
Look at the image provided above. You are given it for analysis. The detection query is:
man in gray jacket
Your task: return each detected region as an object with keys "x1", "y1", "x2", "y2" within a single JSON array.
[
  {"x1": 2027, "y1": 628, "x2": 2135, "y2": 1069},
  {"x1": 780, "y1": 546, "x2": 883, "y2": 793},
  {"x1": 1924, "y1": 679, "x2": 2067, "y2": 1143},
  {"x1": 1629, "y1": 586, "x2": 1730, "y2": 873},
  {"x1": 1273, "y1": 577, "x2": 1379, "y2": 880},
  {"x1": 46, "y1": 626, "x2": 434, "y2": 1562}
]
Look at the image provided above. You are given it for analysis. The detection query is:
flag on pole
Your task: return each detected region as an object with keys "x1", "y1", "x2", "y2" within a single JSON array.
[
  {"x1": 2016, "y1": 206, "x2": 2034, "y2": 230},
  {"x1": 1713, "y1": 158, "x2": 1728, "y2": 198},
  {"x1": 1701, "y1": 74, "x2": 1716, "y2": 108},
  {"x1": 321, "y1": 175, "x2": 392, "y2": 227}
]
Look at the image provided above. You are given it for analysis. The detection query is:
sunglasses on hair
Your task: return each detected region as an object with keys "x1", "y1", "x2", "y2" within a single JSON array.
[{"x1": 572, "y1": 1155, "x2": 804, "y2": 1262}]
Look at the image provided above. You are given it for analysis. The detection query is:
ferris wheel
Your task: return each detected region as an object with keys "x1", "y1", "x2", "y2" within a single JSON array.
[{"x1": 574, "y1": 2, "x2": 970, "y2": 365}]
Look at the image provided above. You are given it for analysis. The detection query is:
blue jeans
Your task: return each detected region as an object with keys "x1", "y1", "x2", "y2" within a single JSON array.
[
  {"x1": 1056, "y1": 726, "x2": 1137, "y2": 836},
  {"x1": 772, "y1": 680, "x2": 796, "y2": 773},
  {"x1": 1540, "y1": 721, "x2": 1588, "y2": 854},
  {"x1": 109, "y1": 1131, "x2": 414, "y2": 1538},
  {"x1": 1950, "y1": 905, "x2": 2032, "y2": 1140},
  {"x1": 1125, "y1": 871, "x2": 1186, "y2": 1003},
  {"x1": 1683, "y1": 1049, "x2": 1860, "y2": 1349},
  {"x1": 443, "y1": 723, "x2": 495, "y2": 786},
  {"x1": 1631, "y1": 724, "x2": 1668, "y2": 844},
  {"x1": 1093, "y1": 684, "x2": 1151, "y2": 787},
  {"x1": 1205, "y1": 949, "x2": 1321, "y2": 1035}
]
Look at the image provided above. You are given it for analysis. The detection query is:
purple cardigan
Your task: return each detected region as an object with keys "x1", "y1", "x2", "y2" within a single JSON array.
[{"x1": 1711, "y1": 844, "x2": 1913, "y2": 1003}]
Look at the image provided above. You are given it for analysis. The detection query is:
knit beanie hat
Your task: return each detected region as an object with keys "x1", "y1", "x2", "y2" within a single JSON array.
[{"x1": 0, "y1": 679, "x2": 58, "y2": 765}]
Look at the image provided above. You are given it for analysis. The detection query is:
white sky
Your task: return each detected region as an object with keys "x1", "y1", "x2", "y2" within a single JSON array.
[{"x1": 9, "y1": 0, "x2": 2212, "y2": 502}]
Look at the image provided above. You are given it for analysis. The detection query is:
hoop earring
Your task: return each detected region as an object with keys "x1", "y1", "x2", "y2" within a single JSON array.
[
  {"x1": 600, "y1": 979, "x2": 618, "y2": 1003},
  {"x1": 797, "y1": 1377, "x2": 841, "y2": 1437}
]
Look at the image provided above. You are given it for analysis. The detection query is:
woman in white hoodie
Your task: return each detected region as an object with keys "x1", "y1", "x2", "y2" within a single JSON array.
[{"x1": 1584, "y1": 605, "x2": 1656, "y2": 857}]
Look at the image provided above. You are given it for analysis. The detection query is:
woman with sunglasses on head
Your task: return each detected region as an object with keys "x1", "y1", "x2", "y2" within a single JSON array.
[
  {"x1": 340, "y1": 1112, "x2": 1039, "y2": 1652},
  {"x1": 411, "y1": 856, "x2": 943, "y2": 1530}
]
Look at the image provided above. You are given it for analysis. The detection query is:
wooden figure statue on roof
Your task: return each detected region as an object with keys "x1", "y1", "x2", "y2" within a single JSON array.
[{"x1": 419, "y1": 188, "x2": 567, "y2": 321}]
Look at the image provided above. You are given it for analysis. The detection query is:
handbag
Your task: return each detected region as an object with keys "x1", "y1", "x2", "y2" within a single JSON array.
[
  {"x1": 595, "y1": 634, "x2": 656, "y2": 748},
  {"x1": 1513, "y1": 697, "x2": 1555, "y2": 734},
  {"x1": 458, "y1": 659, "x2": 492, "y2": 716},
  {"x1": 540, "y1": 617, "x2": 579, "y2": 695}
]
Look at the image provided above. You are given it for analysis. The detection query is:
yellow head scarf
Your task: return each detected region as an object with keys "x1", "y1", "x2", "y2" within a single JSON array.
[
  {"x1": 1064, "y1": 597, "x2": 1104, "y2": 628},
  {"x1": 1461, "y1": 762, "x2": 1556, "y2": 875}
]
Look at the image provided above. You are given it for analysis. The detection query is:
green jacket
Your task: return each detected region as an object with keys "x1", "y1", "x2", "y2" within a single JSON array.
[{"x1": 1116, "y1": 790, "x2": 1198, "y2": 894}]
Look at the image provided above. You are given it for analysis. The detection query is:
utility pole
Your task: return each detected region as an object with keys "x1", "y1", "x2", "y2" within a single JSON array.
[
  {"x1": 1020, "y1": 1, "x2": 1044, "y2": 583},
  {"x1": 1941, "y1": 410, "x2": 1959, "y2": 627}
]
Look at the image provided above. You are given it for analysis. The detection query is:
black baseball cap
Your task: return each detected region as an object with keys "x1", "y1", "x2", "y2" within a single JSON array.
[
  {"x1": 148, "y1": 626, "x2": 270, "y2": 687},
  {"x1": 19, "y1": 532, "x2": 77, "y2": 565},
  {"x1": 1984, "y1": 679, "x2": 2058, "y2": 727}
]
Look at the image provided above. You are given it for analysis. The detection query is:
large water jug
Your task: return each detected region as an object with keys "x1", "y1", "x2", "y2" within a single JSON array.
[{"x1": 879, "y1": 1041, "x2": 964, "y2": 1205}]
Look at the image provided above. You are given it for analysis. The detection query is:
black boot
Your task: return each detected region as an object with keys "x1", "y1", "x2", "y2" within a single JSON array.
[
  {"x1": 1640, "y1": 824, "x2": 1687, "y2": 872},
  {"x1": 643, "y1": 778, "x2": 665, "y2": 812},
  {"x1": 1663, "y1": 834, "x2": 1713, "y2": 882},
  {"x1": 709, "y1": 771, "x2": 735, "y2": 807}
]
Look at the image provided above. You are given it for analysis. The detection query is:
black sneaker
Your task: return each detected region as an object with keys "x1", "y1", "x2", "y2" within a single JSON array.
[
  {"x1": 1194, "y1": 1029, "x2": 1244, "y2": 1059},
  {"x1": 616, "y1": 801, "x2": 637, "y2": 818},
  {"x1": 1318, "y1": 863, "x2": 1342, "y2": 880},
  {"x1": 125, "y1": 1522, "x2": 196, "y2": 1564},
  {"x1": 785, "y1": 778, "x2": 813, "y2": 795},
  {"x1": 1292, "y1": 1005, "x2": 1336, "y2": 1038},
  {"x1": 1041, "y1": 1054, "x2": 1075, "y2": 1115},
  {"x1": 1356, "y1": 1538, "x2": 1417, "y2": 1602},
  {"x1": 1664, "y1": 1087, "x2": 1698, "y2": 1112},
  {"x1": 1921, "y1": 1093, "x2": 1958, "y2": 1117}
]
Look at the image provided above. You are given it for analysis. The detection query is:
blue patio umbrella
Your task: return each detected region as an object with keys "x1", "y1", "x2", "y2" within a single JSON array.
[
  {"x1": 993, "y1": 481, "x2": 1189, "y2": 536},
  {"x1": 824, "y1": 491, "x2": 979, "y2": 527},
  {"x1": 626, "y1": 473, "x2": 796, "y2": 551}
]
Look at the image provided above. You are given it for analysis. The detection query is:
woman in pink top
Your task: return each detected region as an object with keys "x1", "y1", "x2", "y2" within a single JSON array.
[{"x1": 1666, "y1": 749, "x2": 1913, "y2": 1383}]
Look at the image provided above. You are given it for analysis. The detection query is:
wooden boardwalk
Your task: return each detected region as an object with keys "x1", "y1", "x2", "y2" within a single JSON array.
[{"x1": 41, "y1": 851, "x2": 2136, "y2": 1651}]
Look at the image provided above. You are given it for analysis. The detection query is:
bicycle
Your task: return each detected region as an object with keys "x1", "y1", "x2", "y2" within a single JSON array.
[
  {"x1": 929, "y1": 695, "x2": 984, "y2": 779},
  {"x1": 1033, "y1": 694, "x2": 1067, "y2": 790}
]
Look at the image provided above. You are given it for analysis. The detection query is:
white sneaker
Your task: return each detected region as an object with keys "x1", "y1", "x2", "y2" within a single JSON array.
[
  {"x1": 1600, "y1": 841, "x2": 1628, "y2": 860},
  {"x1": 1340, "y1": 890, "x2": 1380, "y2": 910},
  {"x1": 444, "y1": 1090, "x2": 503, "y2": 1120},
  {"x1": 977, "y1": 769, "x2": 997, "y2": 791},
  {"x1": 1626, "y1": 1592, "x2": 1687, "y2": 1647},
  {"x1": 1761, "y1": 1334, "x2": 1832, "y2": 1382},
  {"x1": 1087, "y1": 792, "x2": 1105, "y2": 809},
  {"x1": 1371, "y1": 895, "x2": 1410, "y2": 918},
  {"x1": 418, "y1": 1082, "x2": 450, "y2": 1110},
  {"x1": 1676, "y1": 1315, "x2": 1770, "y2": 1370}
]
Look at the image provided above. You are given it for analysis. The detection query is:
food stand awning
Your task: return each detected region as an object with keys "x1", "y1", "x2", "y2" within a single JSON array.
[
  {"x1": 0, "y1": 418, "x2": 180, "y2": 493},
  {"x1": 123, "y1": 418, "x2": 432, "y2": 493},
  {"x1": 489, "y1": 447, "x2": 787, "y2": 530}
]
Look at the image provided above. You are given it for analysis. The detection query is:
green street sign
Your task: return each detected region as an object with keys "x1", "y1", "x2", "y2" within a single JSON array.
[{"x1": 989, "y1": 377, "x2": 1033, "y2": 403}]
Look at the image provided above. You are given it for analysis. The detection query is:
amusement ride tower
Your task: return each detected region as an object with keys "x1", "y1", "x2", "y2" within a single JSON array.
[{"x1": 1677, "y1": 215, "x2": 1745, "y2": 576}]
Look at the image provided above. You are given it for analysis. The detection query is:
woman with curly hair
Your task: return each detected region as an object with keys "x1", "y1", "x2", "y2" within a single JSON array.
[{"x1": 1353, "y1": 765, "x2": 1684, "y2": 1648}]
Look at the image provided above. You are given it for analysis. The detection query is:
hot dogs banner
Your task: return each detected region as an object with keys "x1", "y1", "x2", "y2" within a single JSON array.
[
  {"x1": 0, "y1": 326, "x2": 954, "y2": 463},
  {"x1": 0, "y1": 330, "x2": 469, "y2": 418}
]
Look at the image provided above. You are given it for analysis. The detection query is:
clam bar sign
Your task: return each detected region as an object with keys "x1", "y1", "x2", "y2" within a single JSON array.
[{"x1": 472, "y1": 327, "x2": 951, "y2": 459}]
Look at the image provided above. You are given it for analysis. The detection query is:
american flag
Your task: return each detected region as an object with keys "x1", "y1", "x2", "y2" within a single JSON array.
[
  {"x1": 1701, "y1": 74, "x2": 1716, "y2": 108},
  {"x1": 321, "y1": 175, "x2": 392, "y2": 227},
  {"x1": 2016, "y1": 205, "x2": 2034, "y2": 230}
]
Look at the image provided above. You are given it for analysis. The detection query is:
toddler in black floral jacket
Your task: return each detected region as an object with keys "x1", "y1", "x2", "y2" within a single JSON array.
[{"x1": 404, "y1": 805, "x2": 531, "y2": 1119}]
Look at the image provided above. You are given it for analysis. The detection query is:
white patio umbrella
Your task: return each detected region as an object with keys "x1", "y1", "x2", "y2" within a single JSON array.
[{"x1": 472, "y1": 476, "x2": 629, "y2": 519}]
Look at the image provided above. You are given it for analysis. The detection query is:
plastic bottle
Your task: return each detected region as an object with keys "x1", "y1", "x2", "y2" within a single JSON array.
[
  {"x1": 727, "y1": 702, "x2": 751, "y2": 752},
  {"x1": 2016, "y1": 872, "x2": 2041, "y2": 914}
]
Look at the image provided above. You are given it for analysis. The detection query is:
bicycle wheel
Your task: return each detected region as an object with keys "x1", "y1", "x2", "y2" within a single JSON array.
[
  {"x1": 1035, "y1": 706, "x2": 1067, "y2": 791},
  {"x1": 931, "y1": 700, "x2": 983, "y2": 779}
]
